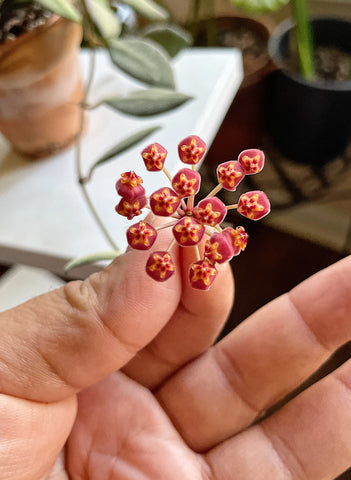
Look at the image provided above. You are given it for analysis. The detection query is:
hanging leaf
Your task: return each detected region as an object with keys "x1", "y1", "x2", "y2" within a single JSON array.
[
  {"x1": 143, "y1": 23, "x2": 193, "y2": 58},
  {"x1": 36, "y1": 0, "x2": 81, "y2": 22},
  {"x1": 230, "y1": 0, "x2": 289, "y2": 14},
  {"x1": 65, "y1": 250, "x2": 121, "y2": 271},
  {"x1": 85, "y1": 125, "x2": 161, "y2": 180},
  {"x1": 84, "y1": 0, "x2": 121, "y2": 39},
  {"x1": 108, "y1": 37, "x2": 175, "y2": 89},
  {"x1": 122, "y1": 0, "x2": 169, "y2": 21},
  {"x1": 104, "y1": 88, "x2": 192, "y2": 116}
]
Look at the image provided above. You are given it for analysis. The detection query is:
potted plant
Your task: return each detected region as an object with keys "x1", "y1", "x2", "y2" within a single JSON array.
[
  {"x1": 231, "y1": 0, "x2": 351, "y2": 165},
  {"x1": 0, "y1": 0, "x2": 192, "y2": 158},
  {"x1": 183, "y1": 1, "x2": 275, "y2": 162}
]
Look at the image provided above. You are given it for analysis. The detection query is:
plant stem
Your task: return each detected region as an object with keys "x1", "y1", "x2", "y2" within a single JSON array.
[
  {"x1": 76, "y1": 49, "x2": 120, "y2": 251},
  {"x1": 291, "y1": 0, "x2": 315, "y2": 80}
]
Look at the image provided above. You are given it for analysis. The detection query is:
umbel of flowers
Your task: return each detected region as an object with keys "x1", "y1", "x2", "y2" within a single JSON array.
[{"x1": 115, "y1": 135, "x2": 270, "y2": 290}]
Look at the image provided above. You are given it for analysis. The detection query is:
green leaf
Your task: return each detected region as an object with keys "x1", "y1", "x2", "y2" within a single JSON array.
[
  {"x1": 86, "y1": 125, "x2": 161, "y2": 179},
  {"x1": 35, "y1": 0, "x2": 81, "y2": 22},
  {"x1": 108, "y1": 37, "x2": 175, "y2": 89},
  {"x1": 143, "y1": 23, "x2": 192, "y2": 58},
  {"x1": 84, "y1": 0, "x2": 121, "y2": 39},
  {"x1": 65, "y1": 250, "x2": 121, "y2": 271},
  {"x1": 105, "y1": 88, "x2": 192, "y2": 116},
  {"x1": 122, "y1": 0, "x2": 169, "y2": 21},
  {"x1": 230, "y1": 0, "x2": 289, "y2": 13}
]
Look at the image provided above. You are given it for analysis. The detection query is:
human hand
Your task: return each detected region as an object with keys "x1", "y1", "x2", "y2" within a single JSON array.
[{"x1": 1, "y1": 230, "x2": 351, "y2": 479}]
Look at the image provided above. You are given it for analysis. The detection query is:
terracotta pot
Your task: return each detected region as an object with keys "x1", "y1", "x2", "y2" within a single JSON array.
[{"x1": 0, "y1": 16, "x2": 84, "y2": 158}]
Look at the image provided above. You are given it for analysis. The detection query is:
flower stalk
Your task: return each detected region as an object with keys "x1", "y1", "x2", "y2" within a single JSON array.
[{"x1": 76, "y1": 49, "x2": 120, "y2": 251}]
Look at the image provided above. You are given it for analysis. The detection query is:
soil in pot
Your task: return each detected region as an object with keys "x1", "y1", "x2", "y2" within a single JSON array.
[
  {"x1": 194, "y1": 17, "x2": 273, "y2": 164},
  {"x1": 0, "y1": 2, "x2": 84, "y2": 159},
  {"x1": 0, "y1": 1, "x2": 52, "y2": 43},
  {"x1": 286, "y1": 45, "x2": 351, "y2": 83}
]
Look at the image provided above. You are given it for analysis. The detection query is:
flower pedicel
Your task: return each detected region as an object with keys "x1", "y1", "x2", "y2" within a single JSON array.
[{"x1": 115, "y1": 135, "x2": 270, "y2": 290}]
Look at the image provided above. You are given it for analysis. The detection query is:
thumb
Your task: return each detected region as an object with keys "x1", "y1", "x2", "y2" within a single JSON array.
[{"x1": 0, "y1": 239, "x2": 181, "y2": 403}]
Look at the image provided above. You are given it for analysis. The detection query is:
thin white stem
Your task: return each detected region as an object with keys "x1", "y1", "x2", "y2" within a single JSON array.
[
  {"x1": 215, "y1": 225, "x2": 223, "y2": 232},
  {"x1": 76, "y1": 50, "x2": 119, "y2": 251},
  {"x1": 180, "y1": 198, "x2": 188, "y2": 211},
  {"x1": 206, "y1": 184, "x2": 223, "y2": 198},
  {"x1": 155, "y1": 220, "x2": 178, "y2": 231},
  {"x1": 163, "y1": 167, "x2": 173, "y2": 183},
  {"x1": 226, "y1": 204, "x2": 238, "y2": 210},
  {"x1": 177, "y1": 207, "x2": 185, "y2": 216},
  {"x1": 194, "y1": 245, "x2": 201, "y2": 261},
  {"x1": 167, "y1": 238, "x2": 176, "y2": 252},
  {"x1": 187, "y1": 195, "x2": 195, "y2": 210}
]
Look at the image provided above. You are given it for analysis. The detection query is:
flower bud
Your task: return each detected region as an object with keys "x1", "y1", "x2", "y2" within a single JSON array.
[
  {"x1": 115, "y1": 195, "x2": 147, "y2": 220},
  {"x1": 204, "y1": 232, "x2": 234, "y2": 264},
  {"x1": 146, "y1": 251, "x2": 175, "y2": 282},
  {"x1": 217, "y1": 160, "x2": 245, "y2": 191},
  {"x1": 223, "y1": 226, "x2": 248, "y2": 255},
  {"x1": 116, "y1": 171, "x2": 145, "y2": 201},
  {"x1": 150, "y1": 187, "x2": 181, "y2": 217},
  {"x1": 178, "y1": 135, "x2": 206, "y2": 165},
  {"x1": 237, "y1": 191, "x2": 271, "y2": 221},
  {"x1": 238, "y1": 149, "x2": 265, "y2": 174},
  {"x1": 141, "y1": 143, "x2": 167, "y2": 171},
  {"x1": 126, "y1": 221, "x2": 157, "y2": 250},
  {"x1": 193, "y1": 197, "x2": 227, "y2": 226},
  {"x1": 173, "y1": 217, "x2": 205, "y2": 246},
  {"x1": 189, "y1": 260, "x2": 217, "y2": 290},
  {"x1": 172, "y1": 168, "x2": 201, "y2": 198}
]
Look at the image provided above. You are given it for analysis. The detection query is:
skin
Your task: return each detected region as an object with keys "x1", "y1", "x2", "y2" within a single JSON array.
[{"x1": 0, "y1": 227, "x2": 351, "y2": 480}]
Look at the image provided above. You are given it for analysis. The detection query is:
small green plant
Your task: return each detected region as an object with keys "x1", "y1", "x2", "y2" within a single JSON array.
[{"x1": 229, "y1": 0, "x2": 315, "y2": 80}]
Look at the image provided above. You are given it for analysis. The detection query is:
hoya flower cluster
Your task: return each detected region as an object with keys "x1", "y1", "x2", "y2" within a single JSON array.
[{"x1": 115, "y1": 135, "x2": 270, "y2": 290}]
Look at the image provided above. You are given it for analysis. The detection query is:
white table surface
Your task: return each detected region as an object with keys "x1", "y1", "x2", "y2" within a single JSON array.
[
  {"x1": 0, "y1": 47, "x2": 243, "y2": 278},
  {"x1": 0, "y1": 265, "x2": 65, "y2": 311}
]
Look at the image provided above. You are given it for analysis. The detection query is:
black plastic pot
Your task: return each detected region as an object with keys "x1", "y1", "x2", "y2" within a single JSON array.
[{"x1": 266, "y1": 17, "x2": 351, "y2": 165}]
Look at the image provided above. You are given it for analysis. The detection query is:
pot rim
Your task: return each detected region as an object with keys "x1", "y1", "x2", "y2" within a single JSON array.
[
  {"x1": 0, "y1": 14, "x2": 60, "y2": 60},
  {"x1": 268, "y1": 15, "x2": 351, "y2": 92}
]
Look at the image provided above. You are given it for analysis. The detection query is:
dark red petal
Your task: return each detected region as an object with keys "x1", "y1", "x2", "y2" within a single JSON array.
[
  {"x1": 223, "y1": 226, "x2": 249, "y2": 256},
  {"x1": 150, "y1": 187, "x2": 181, "y2": 217},
  {"x1": 193, "y1": 197, "x2": 227, "y2": 226},
  {"x1": 115, "y1": 195, "x2": 147, "y2": 220},
  {"x1": 126, "y1": 221, "x2": 157, "y2": 250},
  {"x1": 172, "y1": 168, "x2": 201, "y2": 198},
  {"x1": 172, "y1": 217, "x2": 205, "y2": 246},
  {"x1": 189, "y1": 260, "x2": 217, "y2": 290},
  {"x1": 204, "y1": 232, "x2": 234, "y2": 264},
  {"x1": 237, "y1": 190, "x2": 270, "y2": 221},
  {"x1": 146, "y1": 251, "x2": 175, "y2": 282},
  {"x1": 178, "y1": 135, "x2": 207, "y2": 165},
  {"x1": 217, "y1": 160, "x2": 245, "y2": 191},
  {"x1": 238, "y1": 149, "x2": 265, "y2": 175},
  {"x1": 141, "y1": 143, "x2": 167, "y2": 171}
]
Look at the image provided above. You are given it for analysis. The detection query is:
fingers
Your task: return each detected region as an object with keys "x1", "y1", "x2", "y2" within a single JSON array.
[
  {"x1": 157, "y1": 256, "x2": 351, "y2": 451},
  {"x1": 0, "y1": 229, "x2": 181, "y2": 403},
  {"x1": 123, "y1": 245, "x2": 234, "y2": 389},
  {"x1": 0, "y1": 393, "x2": 76, "y2": 480},
  {"x1": 205, "y1": 358, "x2": 351, "y2": 480}
]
